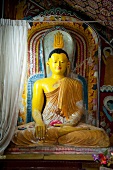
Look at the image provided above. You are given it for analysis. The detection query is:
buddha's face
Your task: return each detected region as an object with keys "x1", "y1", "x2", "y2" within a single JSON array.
[{"x1": 48, "y1": 53, "x2": 70, "y2": 75}]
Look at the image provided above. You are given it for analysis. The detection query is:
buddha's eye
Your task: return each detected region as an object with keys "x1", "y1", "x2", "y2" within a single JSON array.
[
  {"x1": 54, "y1": 61, "x2": 57, "y2": 63},
  {"x1": 61, "y1": 61, "x2": 64, "y2": 63}
]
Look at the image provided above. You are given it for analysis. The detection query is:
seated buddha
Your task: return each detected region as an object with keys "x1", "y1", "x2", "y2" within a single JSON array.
[{"x1": 12, "y1": 32, "x2": 110, "y2": 147}]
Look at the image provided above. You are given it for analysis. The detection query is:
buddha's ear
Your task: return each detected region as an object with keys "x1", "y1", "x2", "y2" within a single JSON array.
[
  {"x1": 67, "y1": 61, "x2": 70, "y2": 68},
  {"x1": 46, "y1": 57, "x2": 51, "y2": 66},
  {"x1": 46, "y1": 61, "x2": 50, "y2": 66},
  {"x1": 46, "y1": 61, "x2": 50, "y2": 74},
  {"x1": 68, "y1": 61, "x2": 70, "y2": 65},
  {"x1": 67, "y1": 61, "x2": 71, "y2": 75}
]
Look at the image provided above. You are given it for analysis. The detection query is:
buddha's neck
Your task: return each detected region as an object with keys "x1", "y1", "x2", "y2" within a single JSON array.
[{"x1": 51, "y1": 74, "x2": 65, "y2": 81}]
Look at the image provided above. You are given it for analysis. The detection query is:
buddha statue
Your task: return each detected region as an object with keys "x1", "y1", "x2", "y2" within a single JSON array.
[{"x1": 12, "y1": 32, "x2": 110, "y2": 147}]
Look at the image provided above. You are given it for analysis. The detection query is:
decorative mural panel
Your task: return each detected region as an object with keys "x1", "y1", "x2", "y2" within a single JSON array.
[{"x1": 100, "y1": 40, "x2": 113, "y2": 145}]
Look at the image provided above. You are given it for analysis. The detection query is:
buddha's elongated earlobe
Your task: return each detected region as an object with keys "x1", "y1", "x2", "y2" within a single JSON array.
[
  {"x1": 46, "y1": 62, "x2": 50, "y2": 74},
  {"x1": 67, "y1": 63, "x2": 70, "y2": 76}
]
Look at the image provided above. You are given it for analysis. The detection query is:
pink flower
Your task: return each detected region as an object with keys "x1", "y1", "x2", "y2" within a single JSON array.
[
  {"x1": 50, "y1": 120, "x2": 62, "y2": 126},
  {"x1": 99, "y1": 154, "x2": 107, "y2": 165}
]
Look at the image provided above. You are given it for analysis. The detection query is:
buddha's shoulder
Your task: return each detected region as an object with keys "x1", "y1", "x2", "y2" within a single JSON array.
[{"x1": 34, "y1": 77, "x2": 52, "y2": 85}]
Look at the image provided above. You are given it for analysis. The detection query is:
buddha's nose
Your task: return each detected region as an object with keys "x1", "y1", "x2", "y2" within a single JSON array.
[{"x1": 57, "y1": 61, "x2": 61, "y2": 66}]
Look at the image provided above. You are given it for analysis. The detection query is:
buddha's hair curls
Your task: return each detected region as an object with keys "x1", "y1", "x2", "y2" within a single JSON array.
[{"x1": 48, "y1": 48, "x2": 69, "y2": 60}]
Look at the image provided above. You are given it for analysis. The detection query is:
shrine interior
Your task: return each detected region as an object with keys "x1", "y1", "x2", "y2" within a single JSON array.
[{"x1": 0, "y1": 0, "x2": 113, "y2": 170}]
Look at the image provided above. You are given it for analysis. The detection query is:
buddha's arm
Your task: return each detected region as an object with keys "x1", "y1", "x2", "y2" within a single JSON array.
[
  {"x1": 32, "y1": 81, "x2": 44, "y2": 123},
  {"x1": 32, "y1": 81, "x2": 46, "y2": 139}
]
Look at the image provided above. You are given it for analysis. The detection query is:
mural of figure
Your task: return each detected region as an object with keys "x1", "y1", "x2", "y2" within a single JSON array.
[
  {"x1": 12, "y1": 31, "x2": 110, "y2": 147},
  {"x1": 102, "y1": 47, "x2": 113, "y2": 86}
]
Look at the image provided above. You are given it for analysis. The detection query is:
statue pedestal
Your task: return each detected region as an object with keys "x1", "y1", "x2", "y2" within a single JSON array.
[{"x1": 0, "y1": 153, "x2": 113, "y2": 170}]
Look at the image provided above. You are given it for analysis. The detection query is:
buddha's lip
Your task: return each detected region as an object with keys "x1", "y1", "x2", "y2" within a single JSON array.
[{"x1": 56, "y1": 67, "x2": 61, "y2": 70}]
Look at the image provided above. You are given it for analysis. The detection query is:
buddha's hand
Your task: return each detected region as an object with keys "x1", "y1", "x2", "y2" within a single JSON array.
[
  {"x1": 32, "y1": 110, "x2": 46, "y2": 140},
  {"x1": 35, "y1": 121, "x2": 46, "y2": 140}
]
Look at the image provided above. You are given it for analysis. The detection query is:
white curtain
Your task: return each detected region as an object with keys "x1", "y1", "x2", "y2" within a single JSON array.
[{"x1": 0, "y1": 19, "x2": 30, "y2": 154}]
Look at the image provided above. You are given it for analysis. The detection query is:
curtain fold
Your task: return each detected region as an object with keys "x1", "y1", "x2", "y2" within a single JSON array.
[{"x1": 0, "y1": 19, "x2": 30, "y2": 154}]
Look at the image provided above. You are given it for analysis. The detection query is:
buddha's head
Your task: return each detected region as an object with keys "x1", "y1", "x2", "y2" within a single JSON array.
[{"x1": 47, "y1": 48, "x2": 70, "y2": 76}]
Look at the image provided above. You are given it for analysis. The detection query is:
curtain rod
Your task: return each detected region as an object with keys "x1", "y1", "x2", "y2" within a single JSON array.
[{"x1": 27, "y1": 20, "x2": 112, "y2": 23}]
